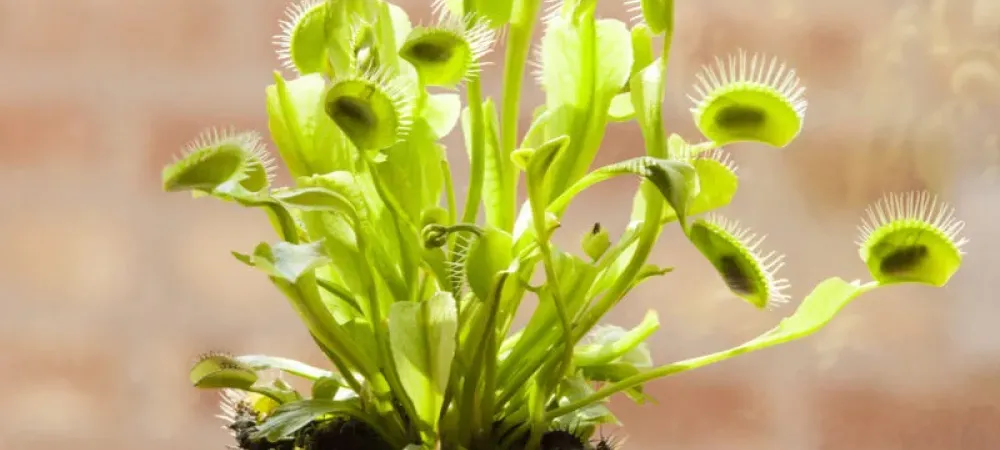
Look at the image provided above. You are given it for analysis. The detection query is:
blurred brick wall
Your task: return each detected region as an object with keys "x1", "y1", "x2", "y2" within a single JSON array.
[{"x1": 2, "y1": 0, "x2": 999, "y2": 449}]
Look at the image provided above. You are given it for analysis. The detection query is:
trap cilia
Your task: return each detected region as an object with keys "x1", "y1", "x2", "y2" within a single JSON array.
[{"x1": 162, "y1": 0, "x2": 970, "y2": 448}]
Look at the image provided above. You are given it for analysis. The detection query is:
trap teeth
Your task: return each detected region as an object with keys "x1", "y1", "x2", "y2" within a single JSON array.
[
  {"x1": 686, "y1": 214, "x2": 790, "y2": 310},
  {"x1": 856, "y1": 191, "x2": 967, "y2": 287},
  {"x1": 688, "y1": 49, "x2": 807, "y2": 148}
]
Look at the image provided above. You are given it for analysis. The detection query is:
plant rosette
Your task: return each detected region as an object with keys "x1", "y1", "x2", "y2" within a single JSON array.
[{"x1": 163, "y1": 0, "x2": 970, "y2": 449}]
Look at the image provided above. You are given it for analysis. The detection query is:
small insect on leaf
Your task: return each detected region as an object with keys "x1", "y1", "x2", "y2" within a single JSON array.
[
  {"x1": 581, "y1": 222, "x2": 612, "y2": 262},
  {"x1": 857, "y1": 191, "x2": 968, "y2": 287},
  {"x1": 689, "y1": 50, "x2": 807, "y2": 148}
]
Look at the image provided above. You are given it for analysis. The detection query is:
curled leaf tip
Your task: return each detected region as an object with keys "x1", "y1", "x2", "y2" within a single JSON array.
[
  {"x1": 688, "y1": 49, "x2": 807, "y2": 148},
  {"x1": 324, "y1": 66, "x2": 415, "y2": 151},
  {"x1": 857, "y1": 191, "x2": 968, "y2": 287},
  {"x1": 687, "y1": 214, "x2": 790, "y2": 310},
  {"x1": 274, "y1": 0, "x2": 329, "y2": 74},
  {"x1": 399, "y1": 11, "x2": 496, "y2": 87}
]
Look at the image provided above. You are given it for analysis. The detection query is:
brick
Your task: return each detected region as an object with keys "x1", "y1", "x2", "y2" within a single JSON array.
[
  {"x1": 0, "y1": 205, "x2": 137, "y2": 308},
  {"x1": 0, "y1": 101, "x2": 102, "y2": 167},
  {"x1": 780, "y1": 124, "x2": 950, "y2": 216},
  {"x1": 0, "y1": 0, "x2": 94, "y2": 62},
  {"x1": 613, "y1": 379, "x2": 774, "y2": 448},
  {"x1": 677, "y1": 7, "x2": 780, "y2": 74},
  {"x1": 809, "y1": 385, "x2": 1000, "y2": 450},
  {"x1": 131, "y1": 338, "x2": 238, "y2": 444},
  {"x1": 155, "y1": 210, "x2": 290, "y2": 323},
  {"x1": 0, "y1": 0, "x2": 237, "y2": 71},
  {"x1": 787, "y1": 18, "x2": 865, "y2": 89},
  {"x1": 92, "y1": 0, "x2": 232, "y2": 69},
  {"x1": 0, "y1": 329, "x2": 126, "y2": 443}
]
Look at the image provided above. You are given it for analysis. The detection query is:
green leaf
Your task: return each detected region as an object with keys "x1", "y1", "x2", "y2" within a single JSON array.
[
  {"x1": 266, "y1": 72, "x2": 353, "y2": 179},
  {"x1": 518, "y1": 105, "x2": 550, "y2": 152},
  {"x1": 386, "y1": 3, "x2": 413, "y2": 50},
  {"x1": 497, "y1": 250, "x2": 598, "y2": 405},
  {"x1": 541, "y1": 280, "x2": 883, "y2": 421},
  {"x1": 189, "y1": 353, "x2": 258, "y2": 390},
  {"x1": 477, "y1": 99, "x2": 515, "y2": 231},
  {"x1": 607, "y1": 92, "x2": 635, "y2": 122},
  {"x1": 223, "y1": 191, "x2": 302, "y2": 243},
  {"x1": 751, "y1": 278, "x2": 876, "y2": 347},
  {"x1": 244, "y1": 241, "x2": 331, "y2": 284},
  {"x1": 549, "y1": 156, "x2": 698, "y2": 229},
  {"x1": 526, "y1": 135, "x2": 570, "y2": 209},
  {"x1": 303, "y1": 171, "x2": 411, "y2": 304},
  {"x1": 630, "y1": 58, "x2": 667, "y2": 156},
  {"x1": 629, "y1": 23, "x2": 655, "y2": 80},
  {"x1": 372, "y1": 2, "x2": 404, "y2": 70},
  {"x1": 630, "y1": 263, "x2": 674, "y2": 289},
  {"x1": 541, "y1": 16, "x2": 634, "y2": 198},
  {"x1": 388, "y1": 292, "x2": 458, "y2": 433},
  {"x1": 573, "y1": 310, "x2": 659, "y2": 368},
  {"x1": 250, "y1": 377, "x2": 303, "y2": 405},
  {"x1": 465, "y1": 227, "x2": 514, "y2": 302},
  {"x1": 423, "y1": 93, "x2": 462, "y2": 138},
  {"x1": 341, "y1": 318, "x2": 381, "y2": 364},
  {"x1": 551, "y1": 374, "x2": 618, "y2": 428},
  {"x1": 377, "y1": 120, "x2": 446, "y2": 222},
  {"x1": 316, "y1": 278, "x2": 364, "y2": 316},
  {"x1": 272, "y1": 186, "x2": 359, "y2": 216},
  {"x1": 675, "y1": 152, "x2": 738, "y2": 220},
  {"x1": 644, "y1": 157, "x2": 699, "y2": 229},
  {"x1": 251, "y1": 399, "x2": 359, "y2": 442},
  {"x1": 311, "y1": 376, "x2": 343, "y2": 400},
  {"x1": 474, "y1": 0, "x2": 514, "y2": 28},
  {"x1": 239, "y1": 240, "x2": 380, "y2": 383},
  {"x1": 578, "y1": 363, "x2": 652, "y2": 403},
  {"x1": 634, "y1": 0, "x2": 674, "y2": 35},
  {"x1": 234, "y1": 355, "x2": 335, "y2": 381}
]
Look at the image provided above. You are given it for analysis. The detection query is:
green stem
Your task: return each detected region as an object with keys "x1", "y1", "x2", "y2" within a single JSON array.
[
  {"x1": 544, "y1": 341, "x2": 749, "y2": 420},
  {"x1": 551, "y1": 278, "x2": 883, "y2": 420},
  {"x1": 446, "y1": 223, "x2": 486, "y2": 236},
  {"x1": 443, "y1": 159, "x2": 459, "y2": 225},
  {"x1": 364, "y1": 158, "x2": 419, "y2": 296},
  {"x1": 500, "y1": 0, "x2": 542, "y2": 228},
  {"x1": 661, "y1": 3, "x2": 675, "y2": 71},
  {"x1": 527, "y1": 178, "x2": 574, "y2": 394},
  {"x1": 461, "y1": 80, "x2": 487, "y2": 224},
  {"x1": 570, "y1": 7, "x2": 676, "y2": 342},
  {"x1": 316, "y1": 278, "x2": 364, "y2": 315}
]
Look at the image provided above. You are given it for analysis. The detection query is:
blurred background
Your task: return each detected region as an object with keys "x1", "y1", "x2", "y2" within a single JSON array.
[{"x1": 2, "y1": 0, "x2": 999, "y2": 449}]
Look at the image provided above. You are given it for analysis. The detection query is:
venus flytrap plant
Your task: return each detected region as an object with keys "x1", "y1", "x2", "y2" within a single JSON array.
[{"x1": 163, "y1": 0, "x2": 970, "y2": 449}]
